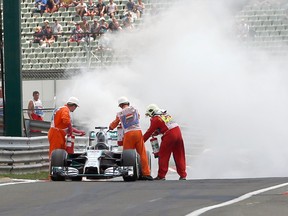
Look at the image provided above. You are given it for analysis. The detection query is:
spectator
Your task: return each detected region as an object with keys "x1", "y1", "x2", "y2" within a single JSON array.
[
  {"x1": 52, "y1": 18, "x2": 63, "y2": 41},
  {"x1": 75, "y1": 0, "x2": 87, "y2": 17},
  {"x1": 80, "y1": 17, "x2": 94, "y2": 42},
  {"x1": 60, "y1": 0, "x2": 77, "y2": 8},
  {"x1": 109, "y1": 97, "x2": 153, "y2": 181},
  {"x1": 122, "y1": 10, "x2": 137, "y2": 23},
  {"x1": 125, "y1": 0, "x2": 135, "y2": 12},
  {"x1": 135, "y1": 0, "x2": 145, "y2": 18},
  {"x1": 80, "y1": 16, "x2": 90, "y2": 32},
  {"x1": 143, "y1": 104, "x2": 187, "y2": 180},
  {"x1": 95, "y1": 0, "x2": 106, "y2": 17},
  {"x1": 108, "y1": 16, "x2": 122, "y2": 32},
  {"x1": 97, "y1": 17, "x2": 109, "y2": 35},
  {"x1": 42, "y1": 19, "x2": 50, "y2": 34},
  {"x1": 90, "y1": 18, "x2": 99, "y2": 40},
  {"x1": 28, "y1": 91, "x2": 44, "y2": 121},
  {"x1": 28, "y1": 91, "x2": 44, "y2": 133},
  {"x1": 35, "y1": 0, "x2": 47, "y2": 15},
  {"x1": 98, "y1": 33, "x2": 111, "y2": 50},
  {"x1": 54, "y1": 0, "x2": 61, "y2": 8},
  {"x1": 122, "y1": 16, "x2": 134, "y2": 31},
  {"x1": 106, "y1": 0, "x2": 118, "y2": 18},
  {"x1": 69, "y1": 22, "x2": 85, "y2": 43},
  {"x1": 32, "y1": 26, "x2": 45, "y2": 47},
  {"x1": 86, "y1": 0, "x2": 97, "y2": 19},
  {"x1": 43, "y1": 26, "x2": 55, "y2": 46},
  {"x1": 48, "y1": 97, "x2": 85, "y2": 157},
  {"x1": 46, "y1": 0, "x2": 58, "y2": 13}
]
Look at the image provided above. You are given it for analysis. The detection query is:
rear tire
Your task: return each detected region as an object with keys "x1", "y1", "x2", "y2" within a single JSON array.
[
  {"x1": 50, "y1": 149, "x2": 67, "y2": 181},
  {"x1": 122, "y1": 149, "x2": 139, "y2": 182}
]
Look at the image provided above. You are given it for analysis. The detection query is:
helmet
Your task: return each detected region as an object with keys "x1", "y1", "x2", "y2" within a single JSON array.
[
  {"x1": 118, "y1": 96, "x2": 129, "y2": 106},
  {"x1": 67, "y1": 96, "x2": 80, "y2": 107},
  {"x1": 145, "y1": 104, "x2": 159, "y2": 117}
]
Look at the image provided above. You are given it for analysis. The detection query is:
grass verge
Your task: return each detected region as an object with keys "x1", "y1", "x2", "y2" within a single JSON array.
[{"x1": 0, "y1": 171, "x2": 49, "y2": 180}]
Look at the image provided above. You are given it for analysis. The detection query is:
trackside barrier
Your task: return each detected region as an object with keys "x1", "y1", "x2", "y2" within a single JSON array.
[
  {"x1": 0, "y1": 136, "x2": 88, "y2": 174},
  {"x1": 24, "y1": 119, "x2": 51, "y2": 137}
]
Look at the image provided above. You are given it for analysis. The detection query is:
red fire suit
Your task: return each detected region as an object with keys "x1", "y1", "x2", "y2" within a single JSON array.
[
  {"x1": 143, "y1": 113, "x2": 187, "y2": 179},
  {"x1": 109, "y1": 106, "x2": 151, "y2": 176}
]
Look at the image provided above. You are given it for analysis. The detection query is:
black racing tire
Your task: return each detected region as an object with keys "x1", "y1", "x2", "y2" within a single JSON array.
[
  {"x1": 139, "y1": 151, "x2": 151, "y2": 177},
  {"x1": 50, "y1": 149, "x2": 67, "y2": 181},
  {"x1": 122, "y1": 149, "x2": 139, "y2": 182}
]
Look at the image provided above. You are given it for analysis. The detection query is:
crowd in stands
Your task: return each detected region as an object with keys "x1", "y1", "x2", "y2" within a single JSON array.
[
  {"x1": 32, "y1": 19, "x2": 62, "y2": 47},
  {"x1": 31, "y1": 0, "x2": 146, "y2": 48}
]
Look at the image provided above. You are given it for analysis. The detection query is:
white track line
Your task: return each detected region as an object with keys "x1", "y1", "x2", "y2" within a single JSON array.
[
  {"x1": 0, "y1": 179, "x2": 39, "y2": 187},
  {"x1": 186, "y1": 182, "x2": 288, "y2": 216}
]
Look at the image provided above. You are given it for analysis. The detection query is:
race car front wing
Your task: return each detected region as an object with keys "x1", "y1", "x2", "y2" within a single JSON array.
[{"x1": 51, "y1": 166, "x2": 134, "y2": 178}]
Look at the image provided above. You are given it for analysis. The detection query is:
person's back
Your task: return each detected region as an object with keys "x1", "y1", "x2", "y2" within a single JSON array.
[
  {"x1": 48, "y1": 97, "x2": 85, "y2": 157},
  {"x1": 109, "y1": 97, "x2": 153, "y2": 180},
  {"x1": 143, "y1": 104, "x2": 187, "y2": 180}
]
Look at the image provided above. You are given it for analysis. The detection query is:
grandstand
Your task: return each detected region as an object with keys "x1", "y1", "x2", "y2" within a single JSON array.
[
  {"x1": 20, "y1": 1, "x2": 288, "y2": 80},
  {"x1": 235, "y1": 1, "x2": 288, "y2": 55},
  {"x1": 20, "y1": 0, "x2": 174, "y2": 80}
]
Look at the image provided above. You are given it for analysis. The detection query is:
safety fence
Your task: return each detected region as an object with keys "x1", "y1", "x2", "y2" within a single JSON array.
[{"x1": 0, "y1": 136, "x2": 88, "y2": 174}]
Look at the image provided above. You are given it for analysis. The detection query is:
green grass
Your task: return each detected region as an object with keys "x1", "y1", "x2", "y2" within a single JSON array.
[{"x1": 0, "y1": 171, "x2": 49, "y2": 180}]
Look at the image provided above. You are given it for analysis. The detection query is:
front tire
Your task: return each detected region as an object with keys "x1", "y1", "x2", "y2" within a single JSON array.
[
  {"x1": 122, "y1": 149, "x2": 139, "y2": 182},
  {"x1": 50, "y1": 149, "x2": 67, "y2": 181}
]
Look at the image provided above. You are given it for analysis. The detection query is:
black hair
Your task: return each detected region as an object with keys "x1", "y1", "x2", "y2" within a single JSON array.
[{"x1": 33, "y1": 91, "x2": 39, "y2": 96}]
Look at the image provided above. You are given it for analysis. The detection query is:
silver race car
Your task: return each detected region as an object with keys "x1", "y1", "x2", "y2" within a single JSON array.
[{"x1": 50, "y1": 127, "x2": 151, "y2": 181}]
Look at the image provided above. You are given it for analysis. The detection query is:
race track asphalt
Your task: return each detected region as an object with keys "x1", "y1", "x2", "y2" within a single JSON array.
[{"x1": 0, "y1": 177, "x2": 288, "y2": 216}]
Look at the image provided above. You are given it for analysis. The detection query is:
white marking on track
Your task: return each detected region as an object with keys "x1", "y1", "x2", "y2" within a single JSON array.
[
  {"x1": 186, "y1": 182, "x2": 288, "y2": 216},
  {"x1": 0, "y1": 179, "x2": 39, "y2": 187},
  {"x1": 149, "y1": 198, "x2": 163, "y2": 202}
]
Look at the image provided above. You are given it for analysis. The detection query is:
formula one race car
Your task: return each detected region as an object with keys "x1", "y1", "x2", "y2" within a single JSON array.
[{"x1": 50, "y1": 127, "x2": 151, "y2": 182}]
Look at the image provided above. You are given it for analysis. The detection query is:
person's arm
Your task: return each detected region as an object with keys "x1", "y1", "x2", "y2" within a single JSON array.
[
  {"x1": 109, "y1": 115, "x2": 120, "y2": 130},
  {"x1": 72, "y1": 127, "x2": 85, "y2": 136},
  {"x1": 143, "y1": 117, "x2": 159, "y2": 142},
  {"x1": 101, "y1": 4, "x2": 106, "y2": 14},
  {"x1": 27, "y1": 100, "x2": 34, "y2": 119},
  {"x1": 61, "y1": 107, "x2": 73, "y2": 135}
]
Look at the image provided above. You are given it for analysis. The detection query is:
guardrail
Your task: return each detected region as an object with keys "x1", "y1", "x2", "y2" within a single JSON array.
[
  {"x1": 0, "y1": 136, "x2": 88, "y2": 174},
  {"x1": 23, "y1": 118, "x2": 51, "y2": 137}
]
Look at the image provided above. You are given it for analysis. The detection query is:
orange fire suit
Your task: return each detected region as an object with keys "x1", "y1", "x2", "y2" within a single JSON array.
[
  {"x1": 143, "y1": 113, "x2": 187, "y2": 179},
  {"x1": 48, "y1": 105, "x2": 71, "y2": 157},
  {"x1": 109, "y1": 106, "x2": 151, "y2": 176}
]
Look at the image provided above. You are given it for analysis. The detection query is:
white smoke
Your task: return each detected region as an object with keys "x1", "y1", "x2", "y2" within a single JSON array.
[{"x1": 59, "y1": 0, "x2": 288, "y2": 179}]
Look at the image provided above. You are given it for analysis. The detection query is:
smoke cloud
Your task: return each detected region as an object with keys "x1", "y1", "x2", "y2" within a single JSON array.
[{"x1": 59, "y1": 0, "x2": 288, "y2": 179}]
